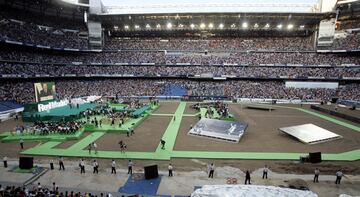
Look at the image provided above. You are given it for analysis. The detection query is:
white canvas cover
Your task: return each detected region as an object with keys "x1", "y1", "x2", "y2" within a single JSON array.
[
  {"x1": 188, "y1": 118, "x2": 247, "y2": 142},
  {"x1": 279, "y1": 123, "x2": 342, "y2": 144},
  {"x1": 191, "y1": 185, "x2": 318, "y2": 197}
]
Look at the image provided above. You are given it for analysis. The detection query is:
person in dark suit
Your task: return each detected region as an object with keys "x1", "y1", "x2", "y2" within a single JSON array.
[
  {"x1": 245, "y1": 170, "x2": 251, "y2": 184},
  {"x1": 208, "y1": 163, "x2": 215, "y2": 178},
  {"x1": 58, "y1": 156, "x2": 65, "y2": 171},
  {"x1": 93, "y1": 160, "x2": 99, "y2": 174}
]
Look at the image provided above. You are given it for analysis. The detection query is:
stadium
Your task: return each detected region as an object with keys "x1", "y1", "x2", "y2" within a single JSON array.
[{"x1": 0, "y1": 0, "x2": 359, "y2": 196}]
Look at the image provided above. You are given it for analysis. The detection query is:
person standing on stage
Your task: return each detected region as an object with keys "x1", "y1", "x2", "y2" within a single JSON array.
[
  {"x1": 58, "y1": 156, "x2": 65, "y2": 171},
  {"x1": 262, "y1": 165, "x2": 268, "y2": 179},
  {"x1": 245, "y1": 170, "x2": 251, "y2": 185},
  {"x1": 208, "y1": 163, "x2": 215, "y2": 178},
  {"x1": 314, "y1": 168, "x2": 320, "y2": 183},
  {"x1": 111, "y1": 160, "x2": 116, "y2": 174},
  {"x1": 168, "y1": 163, "x2": 173, "y2": 177},
  {"x1": 128, "y1": 160, "x2": 133, "y2": 175},
  {"x1": 93, "y1": 160, "x2": 99, "y2": 174}
]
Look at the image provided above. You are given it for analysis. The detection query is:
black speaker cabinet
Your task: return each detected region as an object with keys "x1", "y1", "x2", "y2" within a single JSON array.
[
  {"x1": 19, "y1": 157, "x2": 34, "y2": 169},
  {"x1": 331, "y1": 97, "x2": 338, "y2": 103},
  {"x1": 144, "y1": 165, "x2": 158, "y2": 180},
  {"x1": 309, "y1": 152, "x2": 322, "y2": 163}
]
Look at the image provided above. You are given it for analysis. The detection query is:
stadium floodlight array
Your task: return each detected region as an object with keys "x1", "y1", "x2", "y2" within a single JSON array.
[{"x1": 118, "y1": 22, "x2": 305, "y2": 31}]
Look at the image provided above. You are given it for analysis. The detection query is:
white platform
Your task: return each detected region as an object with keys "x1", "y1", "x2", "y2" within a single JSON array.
[
  {"x1": 188, "y1": 118, "x2": 247, "y2": 143},
  {"x1": 279, "y1": 123, "x2": 342, "y2": 144},
  {"x1": 191, "y1": 185, "x2": 318, "y2": 197}
]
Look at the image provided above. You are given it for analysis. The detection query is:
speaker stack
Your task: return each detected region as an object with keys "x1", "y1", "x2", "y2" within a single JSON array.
[
  {"x1": 19, "y1": 157, "x2": 34, "y2": 169},
  {"x1": 144, "y1": 165, "x2": 159, "y2": 180},
  {"x1": 309, "y1": 152, "x2": 322, "y2": 163}
]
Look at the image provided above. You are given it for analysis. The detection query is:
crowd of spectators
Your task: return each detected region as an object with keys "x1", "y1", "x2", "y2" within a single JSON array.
[
  {"x1": 1, "y1": 79, "x2": 359, "y2": 104},
  {"x1": 105, "y1": 36, "x2": 314, "y2": 51},
  {"x1": 0, "y1": 18, "x2": 87, "y2": 49},
  {"x1": 1, "y1": 48, "x2": 359, "y2": 66},
  {"x1": 0, "y1": 183, "x2": 113, "y2": 197},
  {"x1": 330, "y1": 33, "x2": 360, "y2": 50},
  {"x1": 1, "y1": 62, "x2": 359, "y2": 78},
  {"x1": 15, "y1": 121, "x2": 83, "y2": 135}
]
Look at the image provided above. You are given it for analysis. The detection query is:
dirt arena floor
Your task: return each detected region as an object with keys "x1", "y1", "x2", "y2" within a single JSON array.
[
  {"x1": 94, "y1": 116, "x2": 171, "y2": 152},
  {"x1": 174, "y1": 104, "x2": 360, "y2": 153},
  {"x1": 154, "y1": 102, "x2": 179, "y2": 114},
  {"x1": 184, "y1": 103, "x2": 199, "y2": 114}
]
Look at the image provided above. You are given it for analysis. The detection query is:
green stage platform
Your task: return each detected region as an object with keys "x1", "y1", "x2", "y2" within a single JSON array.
[
  {"x1": 2, "y1": 103, "x2": 159, "y2": 142},
  {"x1": 23, "y1": 103, "x2": 98, "y2": 122},
  {"x1": 21, "y1": 102, "x2": 360, "y2": 161}
]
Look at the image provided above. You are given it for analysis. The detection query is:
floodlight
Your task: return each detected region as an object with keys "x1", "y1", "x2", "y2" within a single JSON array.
[{"x1": 242, "y1": 22, "x2": 248, "y2": 28}]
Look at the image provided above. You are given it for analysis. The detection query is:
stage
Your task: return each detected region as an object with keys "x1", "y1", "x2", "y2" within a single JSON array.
[{"x1": 22, "y1": 103, "x2": 98, "y2": 122}]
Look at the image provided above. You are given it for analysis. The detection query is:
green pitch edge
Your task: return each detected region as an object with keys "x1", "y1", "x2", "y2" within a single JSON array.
[
  {"x1": 21, "y1": 132, "x2": 105, "y2": 155},
  {"x1": 67, "y1": 132, "x2": 105, "y2": 151},
  {"x1": 155, "y1": 102, "x2": 186, "y2": 154},
  {"x1": 172, "y1": 150, "x2": 360, "y2": 161}
]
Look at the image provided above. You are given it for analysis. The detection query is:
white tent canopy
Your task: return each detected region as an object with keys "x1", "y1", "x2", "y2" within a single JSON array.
[{"x1": 279, "y1": 123, "x2": 342, "y2": 144}]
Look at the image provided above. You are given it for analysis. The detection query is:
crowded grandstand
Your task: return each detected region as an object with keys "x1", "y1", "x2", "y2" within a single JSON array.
[{"x1": 0, "y1": 0, "x2": 359, "y2": 196}]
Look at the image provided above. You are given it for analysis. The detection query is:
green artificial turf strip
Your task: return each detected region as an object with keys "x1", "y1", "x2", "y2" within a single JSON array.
[
  {"x1": 155, "y1": 102, "x2": 186, "y2": 153},
  {"x1": 67, "y1": 132, "x2": 105, "y2": 151}
]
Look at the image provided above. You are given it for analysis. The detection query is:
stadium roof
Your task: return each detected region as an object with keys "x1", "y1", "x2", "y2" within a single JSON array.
[{"x1": 101, "y1": 0, "x2": 322, "y2": 14}]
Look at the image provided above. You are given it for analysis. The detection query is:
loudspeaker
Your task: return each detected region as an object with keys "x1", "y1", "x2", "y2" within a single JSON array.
[
  {"x1": 144, "y1": 165, "x2": 158, "y2": 180},
  {"x1": 19, "y1": 157, "x2": 33, "y2": 169},
  {"x1": 331, "y1": 97, "x2": 338, "y2": 103},
  {"x1": 309, "y1": 152, "x2": 322, "y2": 163}
]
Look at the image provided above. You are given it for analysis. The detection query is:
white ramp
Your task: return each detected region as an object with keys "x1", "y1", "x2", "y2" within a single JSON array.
[{"x1": 279, "y1": 123, "x2": 342, "y2": 144}]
